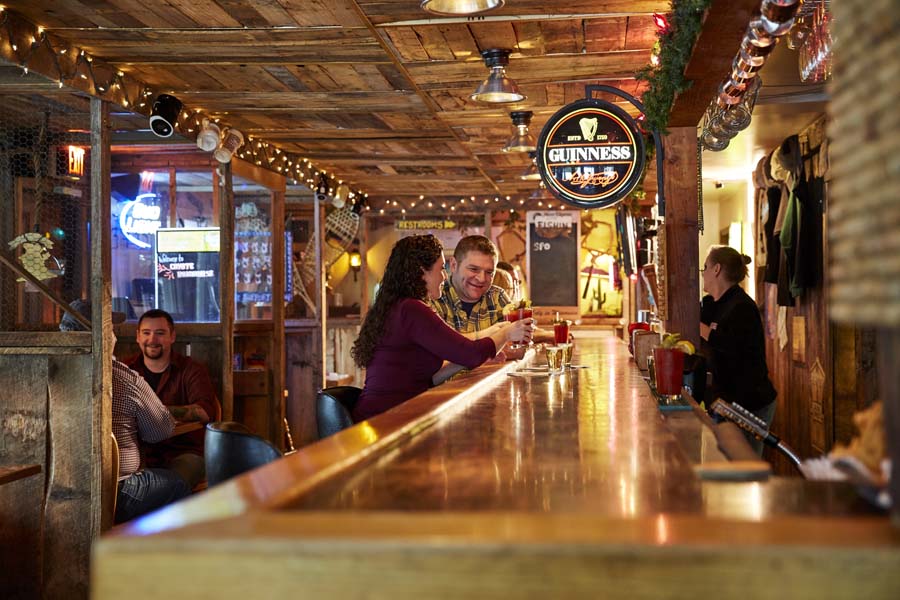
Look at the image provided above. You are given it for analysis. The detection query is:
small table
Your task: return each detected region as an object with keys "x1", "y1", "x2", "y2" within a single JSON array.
[
  {"x1": 0, "y1": 464, "x2": 41, "y2": 486},
  {"x1": 172, "y1": 421, "x2": 204, "y2": 437}
]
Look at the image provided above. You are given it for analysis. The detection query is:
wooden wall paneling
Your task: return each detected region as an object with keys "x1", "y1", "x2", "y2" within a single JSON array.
[
  {"x1": 43, "y1": 354, "x2": 93, "y2": 600},
  {"x1": 661, "y1": 127, "x2": 700, "y2": 348},
  {"x1": 0, "y1": 356, "x2": 47, "y2": 599},
  {"x1": 220, "y1": 163, "x2": 235, "y2": 421},
  {"x1": 285, "y1": 329, "x2": 317, "y2": 447},
  {"x1": 90, "y1": 96, "x2": 114, "y2": 535},
  {"x1": 878, "y1": 329, "x2": 900, "y2": 526},
  {"x1": 832, "y1": 324, "x2": 860, "y2": 444}
]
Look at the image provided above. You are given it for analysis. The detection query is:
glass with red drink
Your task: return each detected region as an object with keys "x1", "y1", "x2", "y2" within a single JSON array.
[
  {"x1": 653, "y1": 347, "x2": 685, "y2": 402},
  {"x1": 505, "y1": 302, "x2": 532, "y2": 349},
  {"x1": 553, "y1": 320, "x2": 569, "y2": 345}
]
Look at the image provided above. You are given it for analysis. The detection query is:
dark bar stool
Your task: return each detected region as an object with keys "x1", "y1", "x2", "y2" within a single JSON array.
[
  {"x1": 204, "y1": 422, "x2": 282, "y2": 487},
  {"x1": 316, "y1": 386, "x2": 362, "y2": 439}
]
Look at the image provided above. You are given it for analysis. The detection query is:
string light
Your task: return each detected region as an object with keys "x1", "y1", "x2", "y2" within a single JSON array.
[{"x1": 0, "y1": 7, "x2": 369, "y2": 204}]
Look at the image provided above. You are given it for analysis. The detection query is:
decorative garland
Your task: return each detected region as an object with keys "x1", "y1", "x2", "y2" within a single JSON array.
[{"x1": 637, "y1": 0, "x2": 713, "y2": 133}]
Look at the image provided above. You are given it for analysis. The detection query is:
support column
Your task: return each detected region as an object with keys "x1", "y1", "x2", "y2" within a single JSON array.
[
  {"x1": 662, "y1": 127, "x2": 700, "y2": 347},
  {"x1": 220, "y1": 163, "x2": 235, "y2": 420},
  {"x1": 89, "y1": 97, "x2": 113, "y2": 534}
]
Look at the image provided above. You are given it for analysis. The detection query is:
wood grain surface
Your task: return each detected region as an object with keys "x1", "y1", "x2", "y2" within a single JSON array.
[{"x1": 95, "y1": 336, "x2": 900, "y2": 599}]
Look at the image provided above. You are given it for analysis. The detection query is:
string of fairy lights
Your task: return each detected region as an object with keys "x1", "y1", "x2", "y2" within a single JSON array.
[{"x1": 0, "y1": 5, "x2": 580, "y2": 217}]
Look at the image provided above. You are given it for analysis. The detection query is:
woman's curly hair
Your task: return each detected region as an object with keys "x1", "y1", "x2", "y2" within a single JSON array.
[{"x1": 351, "y1": 234, "x2": 444, "y2": 368}]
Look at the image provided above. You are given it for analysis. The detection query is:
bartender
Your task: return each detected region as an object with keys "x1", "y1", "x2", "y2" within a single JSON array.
[{"x1": 700, "y1": 245, "x2": 777, "y2": 455}]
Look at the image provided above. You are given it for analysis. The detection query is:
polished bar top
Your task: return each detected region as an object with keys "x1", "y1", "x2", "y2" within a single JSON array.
[{"x1": 96, "y1": 334, "x2": 900, "y2": 599}]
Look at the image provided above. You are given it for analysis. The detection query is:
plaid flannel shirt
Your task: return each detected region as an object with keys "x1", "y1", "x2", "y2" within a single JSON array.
[{"x1": 431, "y1": 280, "x2": 511, "y2": 334}]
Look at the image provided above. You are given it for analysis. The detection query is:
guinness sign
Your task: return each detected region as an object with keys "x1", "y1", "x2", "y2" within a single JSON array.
[{"x1": 537, "y1": 98, "x2": 645, "y2": 209}]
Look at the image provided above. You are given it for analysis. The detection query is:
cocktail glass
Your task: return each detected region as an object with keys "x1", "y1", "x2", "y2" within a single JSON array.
[
  {"x1": 653, "y1": 347, "x2": 685, "y2": 404},
  {"x1": 506, "y1": 306, "x2": 534, "y2": 349},
  {"x1": 561, "y1": 343, "x2": 573, "y2": 368},
  {"x1": 545, "y1": 345, "x2": 564, "y2": 375},
  {"x1": 553, "y1": 320, "x2": 570, "y2": 345}
]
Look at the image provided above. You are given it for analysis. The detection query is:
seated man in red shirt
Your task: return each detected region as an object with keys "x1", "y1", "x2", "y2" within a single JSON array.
[{"x1": 126, "y1": 309, "x2": 220, "y2": 488}]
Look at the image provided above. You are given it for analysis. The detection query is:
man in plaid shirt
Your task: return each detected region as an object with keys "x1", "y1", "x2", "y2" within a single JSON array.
[
  {"x1": 431, "y1": 235, "x2": 511, "y2": 335},
  {"x1": 60, "y1": 301, "x2": 190, "y2": 523}
]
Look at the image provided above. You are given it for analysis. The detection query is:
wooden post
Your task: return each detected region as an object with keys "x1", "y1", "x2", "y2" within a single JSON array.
[
  {"x1": 220, "y1": 163, "x2": 235, "y2": 420},
  {"x1": 314, "y1": 193, "x2": 326, "y2": 391},
  {"x1": 662, "y1": 127, "x2": 700, "y2": 347},
  {"x1": 270, "y1": 189, "x2": 286, "y2": 445},
  {"x1": 360, "y1": 213, "x2": 370, "y2": 320},
  {"x1": 90, "y1": 97, "x2": 113, "y2": 534}
]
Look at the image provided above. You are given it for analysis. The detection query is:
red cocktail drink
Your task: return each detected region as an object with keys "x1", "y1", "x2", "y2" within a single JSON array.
[
  {"x1": 653, "y1": 347, "x2": 685, "y2": 397},
  {"x1": 553, "y1": 321, "x2": 569, "y2": 344}
]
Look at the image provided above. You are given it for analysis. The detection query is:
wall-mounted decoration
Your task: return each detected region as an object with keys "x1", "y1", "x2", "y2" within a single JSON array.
[{"x1": 536, "y1": 98, "x2": 645, "y2": 210}]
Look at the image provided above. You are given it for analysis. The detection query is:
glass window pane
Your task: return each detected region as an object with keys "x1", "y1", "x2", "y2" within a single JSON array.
[
  {"x1": 111, "y1": 171, "x2": 171, "y2": 320},
  {"x1": 175, "y1": 170, "x2": 218, "y2": 228},
  {"x1": 234, "y1": 177, "x2": 273, "y2": 321}
]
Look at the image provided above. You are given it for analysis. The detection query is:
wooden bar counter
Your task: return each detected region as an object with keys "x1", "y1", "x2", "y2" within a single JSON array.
[{"x1": 93, "y1": 334, "x2": 900, "y2": 599}]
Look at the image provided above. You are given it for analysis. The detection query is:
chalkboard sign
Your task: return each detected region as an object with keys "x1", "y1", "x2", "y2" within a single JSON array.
[{"x1": 527, "y1": 211, "x2": 579, "y2": 307}]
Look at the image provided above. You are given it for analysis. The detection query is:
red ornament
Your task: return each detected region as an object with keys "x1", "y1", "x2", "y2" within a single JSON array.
[{"x1": 652, "y1": 13, "x2": 671, "y2": 33}]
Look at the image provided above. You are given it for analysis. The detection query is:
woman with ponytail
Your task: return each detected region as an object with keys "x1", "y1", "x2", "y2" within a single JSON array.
[{"x1": 700, "y1": 245, "x2": 777, "y2": 455}]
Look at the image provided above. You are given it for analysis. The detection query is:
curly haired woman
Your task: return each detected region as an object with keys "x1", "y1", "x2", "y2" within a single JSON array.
[{"x1": 351, "y1": 234, "x2": 533, "y2": 421}]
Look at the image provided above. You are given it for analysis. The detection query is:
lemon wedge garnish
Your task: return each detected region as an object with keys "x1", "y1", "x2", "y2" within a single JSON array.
[{"x1": 675, "y1": 340, "x2": 695, "y2": 355}]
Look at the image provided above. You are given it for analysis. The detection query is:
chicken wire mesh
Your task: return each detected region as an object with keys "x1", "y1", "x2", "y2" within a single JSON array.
[{"x1": 0, "y1": 89, "x2": 94, "y2": 331}]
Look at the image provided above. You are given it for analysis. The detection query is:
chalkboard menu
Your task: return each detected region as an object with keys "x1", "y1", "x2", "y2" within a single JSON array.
[{"x1": 527, "y1": 211, "x2": 579, "y2": 307}]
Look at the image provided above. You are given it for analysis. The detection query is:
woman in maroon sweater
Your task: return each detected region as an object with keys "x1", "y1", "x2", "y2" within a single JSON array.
[{"x1": 351, "y1": 234, "x2": 532, "y2": 421}]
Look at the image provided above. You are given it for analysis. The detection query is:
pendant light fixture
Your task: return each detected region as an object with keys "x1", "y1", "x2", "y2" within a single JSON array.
[
  {"x1": 520, "y1": 151, "x2": 541, "y2": 180},
  {"x1": 502, "y1": 111, "x2": 536, "y2": 153},
  {"x1": 470, "y1": 49, "x2": 525, "y2": 104},
  {"x1": 421, "y1": 0, "x2": 504, "y2": 16}
]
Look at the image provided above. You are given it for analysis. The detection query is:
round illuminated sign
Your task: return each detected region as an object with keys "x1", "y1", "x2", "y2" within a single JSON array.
[{"x1": 536, "y1": 99, "x2": 645, "y2": 209}]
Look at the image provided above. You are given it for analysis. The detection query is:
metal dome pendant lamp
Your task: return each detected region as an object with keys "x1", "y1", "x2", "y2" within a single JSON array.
[
  {"x1": 520, "y1": 151, "x2": 541, "y2": 180},
  {"x1": 502, "y1": 111, "x2": 536, "y2": 153},
  {"x1": 421, "y1": 0, "x2": 504, "y2": 15},
  {"x1": 470, "y1": 49, "x2": 525, "y2": 104}
]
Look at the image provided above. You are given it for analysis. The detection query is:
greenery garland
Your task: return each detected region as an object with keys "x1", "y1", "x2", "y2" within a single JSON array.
[{"x1": 637, "y1": 0, "x2": 713, "y2": 133}]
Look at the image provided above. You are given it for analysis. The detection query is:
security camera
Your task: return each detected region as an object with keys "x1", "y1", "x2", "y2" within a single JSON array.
[
  {"x1": 315, "y1": 192, "x2": 329, "y2": 203},
  {"x1": 149, "y1": 94, "x2": 182, "y2": 138}
]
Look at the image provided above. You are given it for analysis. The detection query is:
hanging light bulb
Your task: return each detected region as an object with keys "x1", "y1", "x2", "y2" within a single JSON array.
[
  {"x1": 470, "y1": 49, "x2": 525, "y2": 104},
  {"x1": 520, "y1": 151, "x2": 541, "y2": 180},
  {"x1": 502, "y1": 111, "x2": 536, "y2": 153}
]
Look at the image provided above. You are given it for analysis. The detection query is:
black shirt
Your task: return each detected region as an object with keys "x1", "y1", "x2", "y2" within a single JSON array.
[
  {"x1": 701, "y1": 285, "x2": 776, "y2": 411},
  {"x1": 142, "y1": 365, "x2": 166, "y2": 393}
]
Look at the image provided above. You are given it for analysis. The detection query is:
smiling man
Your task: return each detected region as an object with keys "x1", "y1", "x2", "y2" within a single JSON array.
[
  {"x1": 125, "y1": 309, "x2": 220, "y2": 488},
  {"x1": 431, "y1": 235, "x2": 510, "y2": 334}
]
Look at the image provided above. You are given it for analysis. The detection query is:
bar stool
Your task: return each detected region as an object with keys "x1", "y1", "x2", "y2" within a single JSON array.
[
  {"x1": 316, "y1": 386, "x2": 362, "y2": 439},
  {"x1": 204, "y1": 422, "x2": 282, "y2": 487}
]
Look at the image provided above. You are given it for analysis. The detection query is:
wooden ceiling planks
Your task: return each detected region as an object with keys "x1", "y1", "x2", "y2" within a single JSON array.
[
  {"x1": 1, "y1": 0, "x2": 677, "y2": 210},
  {"x1": 357, "y1": 0, "x2": 669, "y2": 26},
  {"x1": 75, "y1": 30, "x2": 386, "y2": 65}
]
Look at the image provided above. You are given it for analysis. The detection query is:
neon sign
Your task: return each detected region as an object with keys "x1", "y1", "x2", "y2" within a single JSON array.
[{"x1": 119, "y1": 193, "x2": 162, "y2": 249}]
